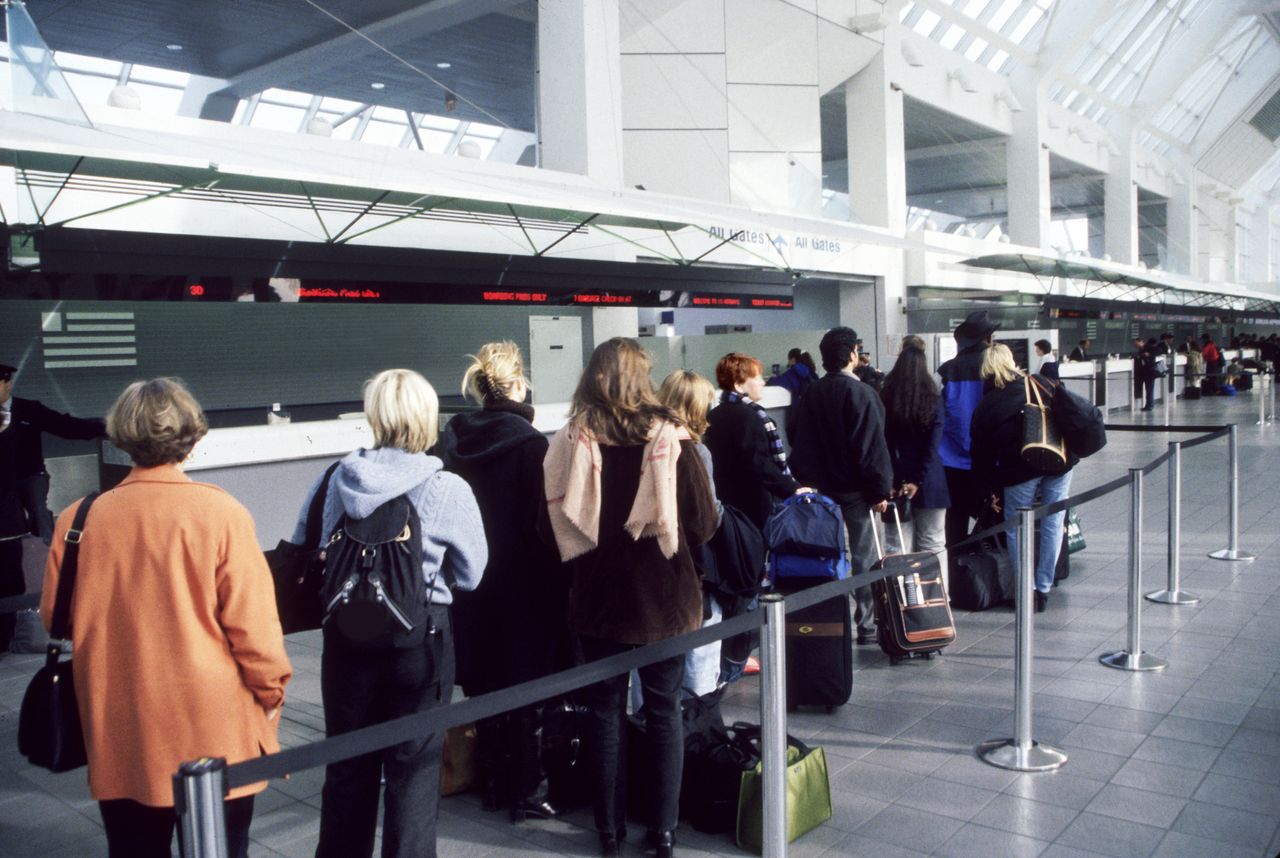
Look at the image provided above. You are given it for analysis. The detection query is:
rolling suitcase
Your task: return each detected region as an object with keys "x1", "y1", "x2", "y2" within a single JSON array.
[
  {"x1": 869, "y1": 509, "x2": 955, "y2": 663},
  {"x1": 780, "y1": 579, "x2": 853, "y2": 712}
]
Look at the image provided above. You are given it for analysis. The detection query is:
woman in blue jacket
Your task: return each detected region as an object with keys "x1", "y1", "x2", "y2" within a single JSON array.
[{"x1": 880, "y1": 336, "x2": 950, "y2": 579}]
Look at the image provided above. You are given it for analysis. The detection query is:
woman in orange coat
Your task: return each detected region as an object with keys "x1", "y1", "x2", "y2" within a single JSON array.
[{"x1": 42, "y1": 378, "x2": 291, "y2": 858}]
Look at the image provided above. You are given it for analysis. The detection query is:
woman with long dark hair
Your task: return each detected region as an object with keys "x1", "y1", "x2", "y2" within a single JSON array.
[
  {"x1": 543, "y1": 339, "x2": 717, "y2": 858},
  {"x1": 879, "y1": 336, "x2": 950, "y2": 578}
]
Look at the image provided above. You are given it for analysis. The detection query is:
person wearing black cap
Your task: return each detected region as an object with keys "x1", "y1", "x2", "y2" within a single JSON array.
[
  {"x1": 789, "y1": 327, "x2": 894, "y2": 644},
  {"x1": 936, "y1": 311, "x2": 1000, "y2": 552},
  {"x1": 0, "y1": 362, "x2": 106, "y2": 652}
]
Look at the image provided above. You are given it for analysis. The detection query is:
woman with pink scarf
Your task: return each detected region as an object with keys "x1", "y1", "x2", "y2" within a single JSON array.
[{"x1": 544, "y1": 338, "x2": 717, "y2": 858}]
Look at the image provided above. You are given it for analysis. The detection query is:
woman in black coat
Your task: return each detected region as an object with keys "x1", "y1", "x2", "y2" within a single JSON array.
[
  {"x1": 703, "y1": 352, "x2": 802, "y2": 531},
  {"x1": 438, "y1": 341, "x2": 568, "y2": 821}
]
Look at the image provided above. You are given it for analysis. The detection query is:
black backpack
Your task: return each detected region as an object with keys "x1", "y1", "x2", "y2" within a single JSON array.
[
  {"x1": 695, "y1": 503, "x2": 766, "y2": 600},
  {"x1": 318, "y1": 495, "x2": 433, "y2": 648}
]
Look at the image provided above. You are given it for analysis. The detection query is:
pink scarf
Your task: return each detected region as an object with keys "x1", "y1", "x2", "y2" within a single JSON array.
[{"x1": 544, "y1": 420, "x2": 685, "y2": 561}]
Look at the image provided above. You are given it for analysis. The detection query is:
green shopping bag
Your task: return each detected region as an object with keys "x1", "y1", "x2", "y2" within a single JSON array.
[
  {"x1": 733, "y1": 725, "x2": 832, "y2": 853},
  {"x1": 1065, "y1": 508, "x2": 1086, "y2": 554}
]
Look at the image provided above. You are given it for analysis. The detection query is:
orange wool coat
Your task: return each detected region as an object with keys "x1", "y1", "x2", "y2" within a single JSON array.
[{"x1": 41, "y1": 465, "x2": 292, "y2": 806}]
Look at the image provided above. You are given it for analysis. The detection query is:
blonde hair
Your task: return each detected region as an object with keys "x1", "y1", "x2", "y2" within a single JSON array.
[
  {"x1": 106, "y1": 378, "x2": 208, "y2": 467},
  {"x1": 658, "y1": 370, "x2": 716, "y2": 441},
  {"x1": 980, "y1": 343, "x2": 1022, "y2": 389},
  {"x1": 365, "y1": 369, "x2": 439, "y2": 453},
  {"x1": 461, "y1": 340, "x2": 528, "y2": 403}
]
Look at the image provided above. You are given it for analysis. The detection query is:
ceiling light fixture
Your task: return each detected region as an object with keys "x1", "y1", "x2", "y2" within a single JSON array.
[
  {"x1": 436, "y1": 62, "x2": 452, "y2": 69},
  {"x1": 947, "y1": 68, "x2": 978, "y2": 93},
  {"x1": 370, "y1": 82, "x2": 386, "y2": 90},
  {"x1": 166, "y1": 43, "x2": 183, "y2": 51},
  {"x1": 995, "y1": 89, "x2": 1024, "y2": 112},
  {"x1": 900, "y1": 41, "x2": 925, "y2": 68}
]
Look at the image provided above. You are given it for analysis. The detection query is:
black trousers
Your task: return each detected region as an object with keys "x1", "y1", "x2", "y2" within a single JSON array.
[
  {"x1": 316, "y1": 606, "x2": 454, "y2": 858},
  {"x1": 943, "y1": 467, "x2": 980, "y2": 552},
  {"x1": 1138, "y1": 377, "x2": 1156, "y2": 408},
  {"x1": 579, "y1": 636, "x2": 684, "y2": 835},
  {"x1": 0, "y1": 537, "x2": 23, "y2": 650},
  {"x1": 98, "y1": 796, "x2": 253, "y2": 858}
]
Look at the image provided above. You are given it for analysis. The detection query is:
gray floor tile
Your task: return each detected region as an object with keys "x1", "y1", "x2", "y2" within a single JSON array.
[
  {"x1": 1054, "y1": 811, "x2": 1165, "y2": 858},
  {"x1": 1061, "y1": 724, "x2": 1148, "y2": 757},
  {"x1": 971, "y1": 793, "x2": 1079, "y2": 840},
  {"x1": 1051, "y1": 746, "x2": 1129, "y2": 782},
  {"x1": 893, "y1": 777, "x2": 999, "y2": 822},
  {"x1": 1190, "y1": 771, "x2": 1280, "y2": 811},
  {"x1": 854, "y1": 803, "x2": 964, "y2": 853},
  {"x1": 1003, "y1": 772, "x2": 1106, "y2": 811},
  {"x1": 1083, "y1": 783, "x2": 1187, "y2": 828},
  {"x1": 1130, "y1": 736, "x2": 1223, "y2": 772},
  {"x1": 1080, "y1": 705, "x2": 1165, "y2": 735},
  {"x1": 1148, "y1": 714, "x2": 1237, "y2": 748},
  {"x1": 824, "y1": 833, "x2": 932, "y2": 857},
  {"x1": 1150, "y1": 830, "x2": 1252, "y2": 858},
  {"x1": 933, "y1": 822, "x2": 1050, "y2": 858},
  {"x1": 930, "y1": 754, "x2": 1023, "y2": 793},
  {"x1": 1170, "y1": 800, "x2": 1280, "y2": 850},
  {"x1": 1167, "y1": 695, "x2": 1252, "y2": 726},
  {"x1": 1108, "y1": 758, "x2": 1205, "y2": 799},
  {"x1": 824, "y1": 789, "x2": 890, "y2": 834},
  {"x1": 1209, "y1": 747, "x2": 1280, "y2": 785},
  {"x1": 828, "y1": 761, "x2": 927, "y2": 802}
]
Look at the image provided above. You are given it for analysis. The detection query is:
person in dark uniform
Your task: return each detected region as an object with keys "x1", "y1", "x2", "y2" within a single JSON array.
[
  {"x1": 0, "y1": 362, "x2": 106, "y2": 652},
  {"x1": 1068, "y1": 340, "x2": 1090, "y2": 362}
]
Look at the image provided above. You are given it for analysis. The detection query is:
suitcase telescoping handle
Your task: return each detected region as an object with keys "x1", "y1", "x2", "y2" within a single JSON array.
[{"x1": 868, "y1": 502, "x2": 906, "y2": 562}]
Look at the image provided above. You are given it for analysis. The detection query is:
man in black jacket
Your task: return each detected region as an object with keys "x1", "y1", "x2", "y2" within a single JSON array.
[
  {"x1": 789, "y1": 328, "x2": 893, "y2": 644},
  {"x1": 1133, "y1": 338, "x2": 1158, "y2": 411},
  {"x1": 0, "y1": 362, "x2": 105, "y2": 652}
]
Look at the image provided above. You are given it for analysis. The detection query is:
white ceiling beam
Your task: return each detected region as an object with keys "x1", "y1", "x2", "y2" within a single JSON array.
[
  {"x1": 1027, "y1": 0, "x2": 1122, "y2": 83},
  {"x1": 909, "y1": 0, "x2": 1037, "y2": 66},
  {"x1": 1127, "y1": 2, "x2": 1252, "y2": 124},
  {"x1": 217, "y1": 0, "x2": 526, "y2": 98},
  {"x1": 905, "y1": 137, "x2": 1007, "y2": 162}
]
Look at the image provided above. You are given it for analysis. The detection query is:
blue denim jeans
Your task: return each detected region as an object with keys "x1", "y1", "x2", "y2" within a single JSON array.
[{"x1": 1003, "y1": 470, "x2": 1073, "y2": 594}]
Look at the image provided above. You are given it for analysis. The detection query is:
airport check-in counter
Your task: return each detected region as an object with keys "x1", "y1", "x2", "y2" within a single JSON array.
[{"x1": 96, "y1": 389, "x2": 794, "y2": 550}]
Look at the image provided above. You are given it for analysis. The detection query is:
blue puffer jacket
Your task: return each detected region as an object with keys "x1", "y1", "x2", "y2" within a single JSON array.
[{"x1": 936, "y1": 342, "x2": 988, "y2": 471}]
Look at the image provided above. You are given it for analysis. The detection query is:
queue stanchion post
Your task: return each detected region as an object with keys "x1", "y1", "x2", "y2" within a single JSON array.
[
  {"x1": 1258, "y1": 374, "x2": 1267, "y2": 426},
  {"x1": 1208, "y1": 424, "x2": 1256, "y2": 562},
  {"x1": 1146, "y1": 441, "x2": 1199, "y2": 605},
  {"x1": 174, "y1": 757, "x2": 230, "y2": 858},
  {"x1": 1101, "y1": 470, "x2": 1168, "y2": 672},
  {"x1": 978, "y1": 508, "x2": 1067, "y2": 772},
  {"x1": 759, "y1": 593, "x2": 788, "y2": 858}
]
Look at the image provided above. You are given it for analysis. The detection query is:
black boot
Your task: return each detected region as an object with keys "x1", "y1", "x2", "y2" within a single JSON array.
[{"x1": 645, "y1": 829, "x2": 675, "y2": 858}]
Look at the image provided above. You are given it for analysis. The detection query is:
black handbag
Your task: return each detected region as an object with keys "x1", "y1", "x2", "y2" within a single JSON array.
[
  {"x1": 18, "y1": 492, "x2": 99, "y2": 773},
  {"x1": 266, "y1": 462, "x2": 339, "y2": 634}
]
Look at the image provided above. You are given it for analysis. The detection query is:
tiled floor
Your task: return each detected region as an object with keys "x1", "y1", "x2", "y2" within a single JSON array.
[{"x1": 1, "y1": 391, "x2": 1278, "y2": 857}]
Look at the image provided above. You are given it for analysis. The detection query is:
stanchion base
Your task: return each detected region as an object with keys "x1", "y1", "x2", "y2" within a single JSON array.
[
  {"x1": 1099, "y1": 650, "x2": 1168, "y2": 672},
  {"x1": 1208, "y1": 548, "x2": 1256, "y2": 562},
  {"x1": 977, "y1": 739, "x2": 1068, "y2": 772},
  {"x1": 1145, "y1": 589, "x2": 1201, "y2": 605}
]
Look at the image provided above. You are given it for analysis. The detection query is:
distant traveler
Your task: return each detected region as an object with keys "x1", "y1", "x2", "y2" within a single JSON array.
[
  {"x1": 1201, "y1": 334, "x2": 1222, "y2": 381},
  {"x1": 1033, "y1": 339, "x2": 1058, "y2": 379},
  {"x1": 705, "y1": 352, "x2": 805, "y2": 531},
  {"x1": 879, "y1": 335, "x2": 951, "y2": 581},
  {"x1": 1068, "y1": 340, "x2": 1090, "y2": 362},
  {"x1": 969, "y1": 345, "x2": 1076, "y2": 612},
  {"x1": 0, "y1": 361, "x2": 106, "y2": 653},
  {"x1": 766, "y1": 347, "x2": 815, "y2": 437},
  {"x1": 436, "y1": 342, "x2": 567, "y2": 823},
  {"x1": 295, "y1": 368, "x2": 487, "y2": 858},
  {"x1": 42, "y1": 378, "x2": 291, "y2": 858},
  {"x1": 1133, "y1": 337, "x2": 1158, "y2": 411},
  {"x1": 937, "y1": 311, "x2": 1000, "y2": 551},
  {"x1": 543, "y1": 338, "x2": 717, "y2": 858},
  {"x1": 789, "y1": 326, "x2": 894, "y2": 645},
  {"x1": 855, "y1": 352, "x2": 885, "y2": 392}
]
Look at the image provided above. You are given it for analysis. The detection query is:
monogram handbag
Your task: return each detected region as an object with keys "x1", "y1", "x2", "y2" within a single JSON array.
[
  {"x1": 1020, "y1": 375, "x2": 1069, "y2": 475},
  {"x1": 18, "y1": 492, "x2": 99, "y2": 773},
  {"x1": 266, "y1": 462, "x2": 339, "y2": 634}
]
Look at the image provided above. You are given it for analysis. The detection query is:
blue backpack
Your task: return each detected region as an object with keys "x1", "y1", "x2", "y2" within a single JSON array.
[{"x1": 764, "y1": 492, "x2": 850, "y2": 582}]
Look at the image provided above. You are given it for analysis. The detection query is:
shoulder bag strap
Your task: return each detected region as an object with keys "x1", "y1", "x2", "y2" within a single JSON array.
[
  {"x1": 48, "y1": 491, "x2": 100, "y2": 642},
  {"x1": 304, "y1": 462, "x2": 341, "y2": 548}
]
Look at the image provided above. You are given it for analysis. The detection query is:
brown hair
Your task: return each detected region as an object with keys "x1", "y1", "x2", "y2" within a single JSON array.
[
  {"x1": 658, "y1": 370, "x2": 716, "y2": 441},
  {"x1": 714, "y1": 353, "x2": 763, "y2": 391},
  {"x1": 106, "y1": 378, "x2": 208, "y2": 467},
  {"x1": 569, "y1": 338, "x2": 671, "y2": 444}
]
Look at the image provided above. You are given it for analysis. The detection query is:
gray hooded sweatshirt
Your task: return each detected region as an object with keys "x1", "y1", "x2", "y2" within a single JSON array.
[{"x1": 292, "y1": 446, "x2": 487, "y2": 606}]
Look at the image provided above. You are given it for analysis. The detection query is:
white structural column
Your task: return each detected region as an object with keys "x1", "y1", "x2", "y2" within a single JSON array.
[
  {"x1": 1246, "y1": 207, "x2": 1272, "y2": 284},
  {"x1": 1105, "y1": 129, "x2": 1139, "y2": 266},
  {"x1": 537, "y1": 0, "x2": 624, "y2": 185},
  {"x1": 1166, "y1": 177, "x2": 1197, "y2": 276},
  {"x1": 724, "y1": 0, "x2": 822, "y2": 215},
  {"x1": 1006, "y1": 79, "x2": 1050, "y2": 250},
  {"x1": 618, "y1": 0, "x2": 730, "y2": 202},
  {"x1": 843, "y1": 46, "x2": 905, "y2": 230}
]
